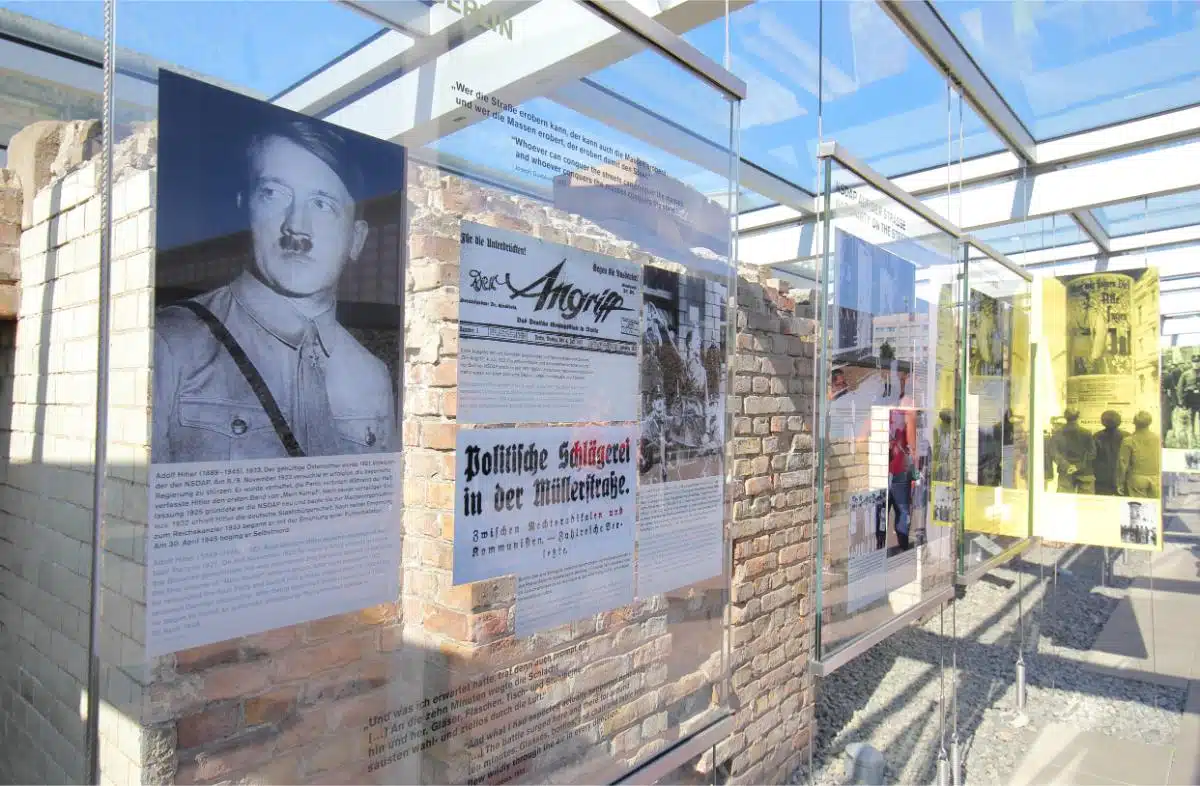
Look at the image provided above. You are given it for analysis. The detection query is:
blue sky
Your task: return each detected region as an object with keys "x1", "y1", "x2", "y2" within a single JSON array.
[
  {"x1": 0, "y1": 0, "x2": 379, "y2": 97},
  {"x1": 5, "y1": 0, "x2": 1196, "y2": 212}
]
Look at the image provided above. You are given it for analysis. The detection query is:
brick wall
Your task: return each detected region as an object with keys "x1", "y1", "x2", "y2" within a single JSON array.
[
  {"x1": 721, "y1": 275, "x2": 817, "y2": 783},
  {"x1": 0, "y1": 123, "x2": 155, "y2": 785},
  {"x1": 0, "y1": 122, "x2": 820, "y2": 785}
]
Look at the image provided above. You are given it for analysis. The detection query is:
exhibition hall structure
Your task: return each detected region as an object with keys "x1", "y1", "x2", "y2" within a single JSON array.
[{"x1": 0, "y1": 1, "x2": 1197, "y2": 785}]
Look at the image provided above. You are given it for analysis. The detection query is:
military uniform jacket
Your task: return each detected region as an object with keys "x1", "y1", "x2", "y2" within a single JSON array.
[
  {"x1": 1119, "y1": 429, "x2": 1161, "y2": 479},
  {"x1": 1093, "y1": 428, "x2": 1128, "y2": 488},
  {"x1": 1052, "y1": 423, "x2": 1095, "y2": 476},
  {"x1": 1178, "y1": 369, "x2": 1200, "y2": 407},
  {"x1": 153, "y1": 272, "x2": 395, "y2": 463}
]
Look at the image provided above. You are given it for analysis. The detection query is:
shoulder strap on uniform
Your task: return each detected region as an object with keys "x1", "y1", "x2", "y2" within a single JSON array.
[{"x1": 173, "y1": 300, "x2": 306, "y2": 458}]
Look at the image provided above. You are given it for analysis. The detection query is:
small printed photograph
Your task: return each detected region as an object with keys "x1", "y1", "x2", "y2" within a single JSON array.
[
  {"x1": 848, "y1": 489, "x2": 887, "y2": 558},
  {"x1": 1186, "y1": 451, "x2": 1200, "y2": 471},
  {"x1": 640, "y1": 266, "x2": 727, "y2": 484},
  {"x1": 968, "y1": 290, "x2": 1006, "y2": 381},
  {"x1": 932, "y1": 409, "x2": 957, "y2": 483},
  {"x1": 1120, "y1": 500, "x2": 1158, "y2": 546},
  {"x1": 1163, "y1": 346, "x2": 1200, "y2": 449},
  {"x1": 933, "y1": 484, "x2": 959, "y2": 525}
]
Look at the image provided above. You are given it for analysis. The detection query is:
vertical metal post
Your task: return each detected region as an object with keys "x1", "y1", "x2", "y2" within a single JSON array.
[
  {"x1": 936, "y1": 750, "x2": 951, "y2": 786},
  {"x1": 812, "y1": 155, "x2": 833, "y2": 660},
  {"x1": 84, "y1": 0, "x2": 116, "y2": 783},
  {"x1": 1015, "y1": 654, "x2": 1027, "y2": 712}
]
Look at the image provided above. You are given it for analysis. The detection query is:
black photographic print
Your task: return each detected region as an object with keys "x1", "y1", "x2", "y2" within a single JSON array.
[
  {"x1": 639, "y1": 265, "x2": 727, "y2": 485},
  {"x1": 1120, "y1": 501, "x2": 1158, "y2": 546},
  {"x1": 153, "y1": 71, "x2": 406, "y2": 464}
]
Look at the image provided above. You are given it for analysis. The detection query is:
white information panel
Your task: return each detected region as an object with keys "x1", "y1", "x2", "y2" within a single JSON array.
[
  {"x1": 146, "y1": 453, "x2": 403, "y2": 657},
  {"x1": 457, "y1": 221, "x2": 641, "y2": 425}
]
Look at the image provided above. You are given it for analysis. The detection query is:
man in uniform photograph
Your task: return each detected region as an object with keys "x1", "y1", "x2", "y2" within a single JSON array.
[
  {"x1": 1120, "y1": 411, "x2": 1161, "y2": 499},
  {"x1": 1050, "y1": 407, "x2": 1095, "y2": 494},
  {"x1": 1092, "y1": 410, "x2": 1128, "y2": 496},
  {"x1": 1163, "y1": 356, "x2": 1182, "y2": 442},
  {"x1": 153, "y1": 117, "x2": 396, "y2": 463},
  {"x1": 1177, "y1": 353, "x2": 1200, "y2": 445}
]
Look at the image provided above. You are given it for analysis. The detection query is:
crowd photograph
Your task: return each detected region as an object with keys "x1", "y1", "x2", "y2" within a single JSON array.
[{"x1": 1044, "y1": 407, "x2": 1161, "y2": 498}]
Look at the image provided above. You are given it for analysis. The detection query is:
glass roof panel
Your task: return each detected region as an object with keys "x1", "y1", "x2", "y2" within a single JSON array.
[
  {"x1": 1095, "y1": 190, "x2": 1200, "y2": 238},
  {"x1": 0, "y1": 0, "x2": 380, "y2": 97},
  {"x1": 971, "y1": 215, "x2": 1086, "y2": 255},
  {"x1": 934, "y1": 1, "x2": 1200, "y2": 140},
  {"x1": 591, "y1": 0, "x2": 1007, "y2": 196}
]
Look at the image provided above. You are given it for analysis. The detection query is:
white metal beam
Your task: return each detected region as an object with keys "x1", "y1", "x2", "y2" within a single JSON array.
[
  {"x1": 276, "y1": 1, "x2": 542, "y2": 116},
  {"x1": 1071, "y1": 209, "x2": 1111, "y2": 254},
  {"x1": 921, "y1": 139, "x2": 1200, "y2": 230},
  {"x1": 1110, "y1": 224, "x2": 1200, "y2": 253},
  {"x1": 878, "y1": 0, "x2": 1036, "y2": 162},
  {"x1": 313, "y1": 0, "x2": 737, "y2": 144},
  {"x1": 1037, "y1": 104, "x2": 1200, "y2": 165},
  {"x1": 739, "y1": 146, "x2": 1200, "y2": 269}
]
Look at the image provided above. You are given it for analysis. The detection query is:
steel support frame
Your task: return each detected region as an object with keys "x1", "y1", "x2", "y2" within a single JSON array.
[{"x1": 816, "y1": 141, "x2": 1032, "y2": 281}]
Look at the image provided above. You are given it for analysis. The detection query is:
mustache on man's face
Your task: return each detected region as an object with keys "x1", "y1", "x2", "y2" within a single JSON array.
[{"x1": 279, "y1": 232, "x2": 313, "y2": 254}]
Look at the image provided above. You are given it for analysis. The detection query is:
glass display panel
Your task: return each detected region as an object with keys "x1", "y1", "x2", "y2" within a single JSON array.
[
  {"x1": 815, "y1": 155, "x2": 958, "y2": 660},
  {"x1": 1032, "y1": 267, "x2": 1163, "y2": 551},
  {"x1": 960, "y1": 256, "x2": 1033, "y2": 572},
  {"x1": 95, "y1": 1, "x2": 737, "y2": 783}
]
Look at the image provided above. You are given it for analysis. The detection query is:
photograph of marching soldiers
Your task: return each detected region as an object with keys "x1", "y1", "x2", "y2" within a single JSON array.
[
  {"x1": 640, "y1": 266, "x2": 727, "y2": 484},
  {"x1": 1163, "y1": 345, "x2": 1200, "y2": 449}
]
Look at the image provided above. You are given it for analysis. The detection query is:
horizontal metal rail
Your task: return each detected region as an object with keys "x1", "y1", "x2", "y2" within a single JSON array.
[
  {"x1": 811, "y1": 583, "x2": 956, "y2": 677},
  {"x1": 613, "y1": 714, "x2": 734, "y2": 784},
  {"x1": 955, "y1": 536, "x2": 1037, "y2": 587},
  {"x1": 815, "y1": 140, "x2": 1033, "y2": 281},
  {"x1": 583, "y1": 0, "x2": 747, "y2": 101}
]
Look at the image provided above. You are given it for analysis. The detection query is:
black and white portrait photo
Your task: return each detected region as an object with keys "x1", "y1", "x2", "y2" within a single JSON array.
[
  {"x1": 1065, "y1": 274, "x2": 1131, "y2": 377},
  {"x1": 933, "y1": 483, "x2": 959, "y2": 525},
  {"x1": 152, "y1": 71, "x2": 405, "y2": 464},
  {"x1": 639, "y1": 266, "x2": 726, "y2": 484},
  {"x1": 1163, "y1": 348, "x2": 1200, "y2": 450},
  {"x1": 968, "y1": 290, "x2": 1007, "y2": 381},
  {"x1": 1120, "y1": 501, "x2": 1158, "y2": 547}
]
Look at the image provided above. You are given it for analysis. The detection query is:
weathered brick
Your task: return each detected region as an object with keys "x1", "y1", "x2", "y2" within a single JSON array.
[
  {"x1": 202, "y1": 661, "x2": 271, "y2": 703},
  {"x1": 176, "y1": 704, "x2": 239, "y2": 749},
  {"x1": 421, "y1": 422, "x2": 456, "y2": 450},
  {"x1": 243, "y1": 688, "x2": 297, "y2": 727}
]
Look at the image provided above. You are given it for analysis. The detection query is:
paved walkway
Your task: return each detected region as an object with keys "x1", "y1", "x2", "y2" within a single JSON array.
[{"x1": 1010, "y1": 482, "x2": 1200, "y2": 786}]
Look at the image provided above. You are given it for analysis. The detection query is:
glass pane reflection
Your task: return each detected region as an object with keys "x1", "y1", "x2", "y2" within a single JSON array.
[
  {"x1": 601, "y1": 0, "x2": 1008, "y2": 195},
  {"x1": 935, "y1": 1, "x2": 1200, "y2": 140},
  {"x1": 1096, "y1": 190, "x2": 1200, "y2": 238}
]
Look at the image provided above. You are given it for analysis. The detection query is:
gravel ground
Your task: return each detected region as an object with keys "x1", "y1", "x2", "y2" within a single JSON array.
[{"x1": 789, "y1": 541, "x2": 1188, "y2": 786}]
